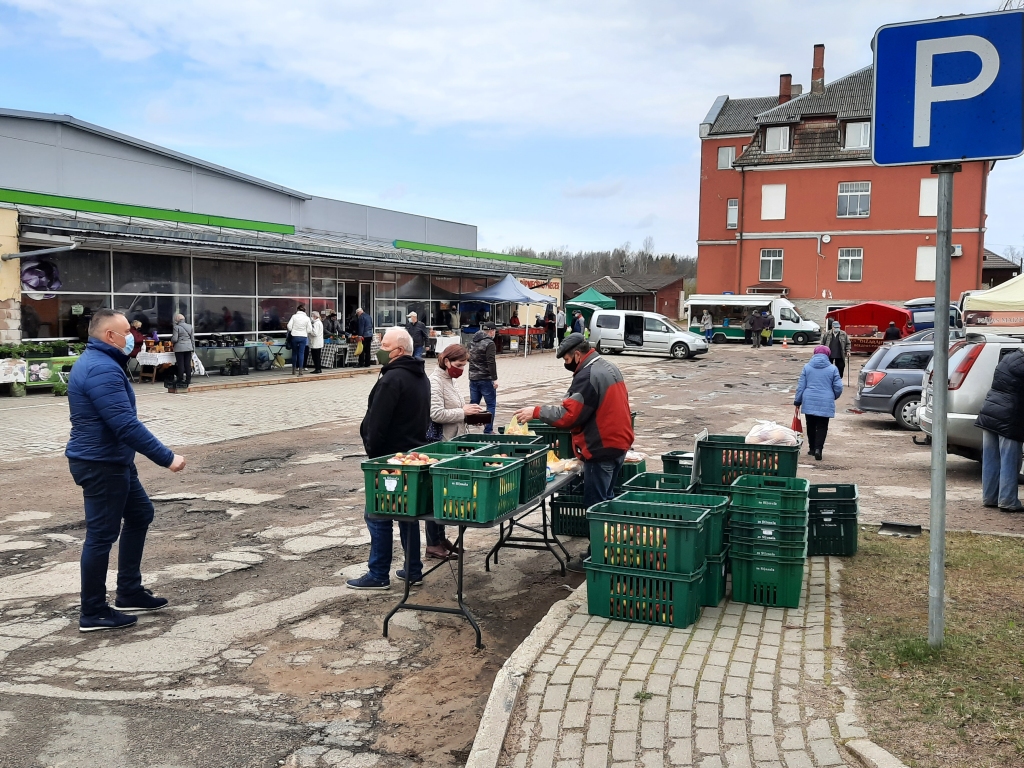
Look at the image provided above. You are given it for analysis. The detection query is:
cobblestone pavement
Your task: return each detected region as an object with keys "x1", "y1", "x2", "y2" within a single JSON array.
[{"x1": 498, "y1": 558, "x2": 864, "y2": 768}]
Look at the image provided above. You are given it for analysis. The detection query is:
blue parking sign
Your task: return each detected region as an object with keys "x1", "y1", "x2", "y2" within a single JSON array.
[{"x1": 873, "y1": 10, "x2": 1024, "y2": 166}]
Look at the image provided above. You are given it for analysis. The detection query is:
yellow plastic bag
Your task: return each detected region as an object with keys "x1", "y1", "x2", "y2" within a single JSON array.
[
  {"x1": 354, "y1": 338, "x2": 364, "y2": 356},
  {"x1": 506, "y1": 416, "x2": 534, "y2": 436}
]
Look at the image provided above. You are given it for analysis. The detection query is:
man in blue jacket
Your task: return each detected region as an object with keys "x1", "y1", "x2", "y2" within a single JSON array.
[{"x1": 66, "y1": 309, "x2": 186, "y2": 632}]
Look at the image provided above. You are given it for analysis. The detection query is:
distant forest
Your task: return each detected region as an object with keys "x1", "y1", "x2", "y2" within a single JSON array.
[{"x1": 503, "y1": 237, "x2": 697, "y2": 281}]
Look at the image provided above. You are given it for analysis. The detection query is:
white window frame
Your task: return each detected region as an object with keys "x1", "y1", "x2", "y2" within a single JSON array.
[
  {"x1": 837, "y1": 248, "x2": 863, "y2": 282},
  {"x1": 765, "y1": 126, "x2": 790, "y2": 153},
  {"x1": 759, "y1": 249, "x2": 784, "y2": 282},
  {"x1": 919, "y1": 178, "x2": 938, "y2": 217},
  {"x1": 916, "y1": 246, "x2": 937, "y2": 281},
  {"x1": 761, "y1": 184, "x2": 787, "y2": 220},
  {"x1": 717, "y1": 146, "x2": 736, "y2": 170},
  {"x1": 726, "y1": 199, "x2": 738, "y2": 229},
  {"x1": 837, "y1": 182, "x2": 871, "y2": 218},
  {"x1": 844, "y1": 122, "x2": 870, "y2": 149}
]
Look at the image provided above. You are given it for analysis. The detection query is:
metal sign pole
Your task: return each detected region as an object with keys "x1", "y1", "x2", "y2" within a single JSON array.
[{"x1": 928, "y1": 163, "x2": 958, "y2": 649}]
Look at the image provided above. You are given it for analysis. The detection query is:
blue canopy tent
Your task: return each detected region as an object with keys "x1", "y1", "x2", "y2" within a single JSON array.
[{"x1": 459, "y1": 274, "x2": 555, "y2": 356}]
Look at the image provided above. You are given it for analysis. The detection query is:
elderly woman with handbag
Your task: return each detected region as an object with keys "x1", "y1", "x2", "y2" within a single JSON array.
[{"x1": 425, "y1": 344, "x2": 484, "y2": 559}]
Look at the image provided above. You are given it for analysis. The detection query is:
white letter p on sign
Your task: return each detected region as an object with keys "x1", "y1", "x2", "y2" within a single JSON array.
[{"x1": 914, "y1": 35, "x2": 1000, "y2": 147}]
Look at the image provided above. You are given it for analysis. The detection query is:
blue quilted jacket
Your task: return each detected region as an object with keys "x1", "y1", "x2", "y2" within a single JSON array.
[
  {"x1": 794, "y1": 354, "x2": 844, "y2": 418},
  {"x1": 65, "y1": 338, "x2": 174, "y2": 467}
]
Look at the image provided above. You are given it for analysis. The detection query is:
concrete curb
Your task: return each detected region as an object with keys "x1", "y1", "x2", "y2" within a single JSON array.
[
  {"x1": 465, "y1": 583, "x2": 588, "y2": 768},
  {"x1": 844, "y1": 739, "x2": 911, "y2": 768},
  {"x1": 170, "y1": 366, "x2": 376, "y2": 393}
]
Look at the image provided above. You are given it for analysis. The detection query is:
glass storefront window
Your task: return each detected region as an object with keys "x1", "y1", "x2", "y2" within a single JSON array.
[
  {"x1": 376, "y1": 272, "x2": 396, "y2": 282},
  {"x1": 375, "y1": 300, "x2": 397, "y2": 328},
  {"x1": 21, "y1": 294, "x2": 111, "y2": 340},
  {"x1": 401, "y1": 300, "x2": 429, "y2": 325},
  {"x1": 259, "y1": 298, "x2": 307, "y2": 331},
  {"x1": 312, "y1": 277, "x2": 337, "y2": 298},
  {"x1": 114, "y1": 294, "x2": 190, "y2": 336},
  {"x1": 397, "y1": 273, "x2": 432, "y2": 299},
  {"x1": 311, "y1": 298, "x2": 337, "y2": 318},
  {"x1": 311, "y1": 266, "x2": 336, "y2": 279},
  {"x1": 462, "y1": 277, "x2": 487, "y2": 293},
  {"x1": 193, "y1": 258, "x2": 255, "y2": 295},
  {"x1": 375, "y1": 281, "x2": 396, "y2": 299},
  {"x1": 194, "y1": 297, "x2": 255, "y2": 334},
  {"x1": 341, "y1": 269, "x2": 374, "y2": 281},
  {"x1": 113, "y1": 252, "x2": 189, "y2": 294},
  {"x1": 21, "y1": 248, "x2": 111, "y2": 293},
  {"x1": 258, "y1": 263, "x2": 309, "y2": 296},
  {"x1": 430, "y1": 276, "x2": 459, "y2": 300}
]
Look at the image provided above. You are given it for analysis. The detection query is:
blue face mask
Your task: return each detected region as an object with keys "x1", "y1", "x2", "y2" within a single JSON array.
[{"x1": 118, "y1": 331, "x2": 134, "y2": 356}]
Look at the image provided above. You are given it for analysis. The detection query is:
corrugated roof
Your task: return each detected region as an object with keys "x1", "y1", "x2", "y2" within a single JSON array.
[{"x1": 707, "y1": 96, "x2": 779, "y2": 136}]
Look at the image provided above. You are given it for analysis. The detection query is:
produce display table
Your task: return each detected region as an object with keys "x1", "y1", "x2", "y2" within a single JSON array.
[
  {"x1": 431, "y1": 335, "x2": 461, "y2": 356},
  {"x1": 136, "y1": 351, "x2": 177, "y2": 383},
  {"x1": 367, "y1": 467, "x2": 582, "y2": 649}
]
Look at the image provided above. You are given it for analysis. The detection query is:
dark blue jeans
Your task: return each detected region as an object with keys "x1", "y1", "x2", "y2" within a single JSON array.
[
  {"x1": 469, "y1": 380, "x2": 497, "y2": 434},
  {"x1": 365, "y1": 518, "x2": 424, "y2": 581},
  {"x1": 291, "y1": 337, "x2": 308, "y2": 372},
  {"x1": 413, "y1": 345, "x2": 425, "y2": 360},
  {"x1": 583, "y1": 455, "x2": 627, "y2": 509},
  {"x1": 68, "y1": 459, "x2": 154, "y2": 616}
]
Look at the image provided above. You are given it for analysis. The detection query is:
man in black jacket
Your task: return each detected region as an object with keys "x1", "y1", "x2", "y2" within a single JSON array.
[
  {"x1": 976, "y1": 348, "x2": 1024, "y2": 512},
  {"x1": 750, "y1": 311, "x2": 765, "y2": 349},
  {"x1": 405, "y1": 311, "x2": 429, "y2": 359},
  {"x1": 347, "y1": 328, "x2": 432, "y2": 589},
  {"x1": 469, "y1": 322, "x2": 499, "y2": 434},
  {"x1": 883, "y1": 321, "x2": 902, "y2": 341}
]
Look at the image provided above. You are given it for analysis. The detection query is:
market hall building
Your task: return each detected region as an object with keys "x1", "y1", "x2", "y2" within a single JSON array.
[{"x1": 0, "y1": 108, "x2": 561, "y2": 359}]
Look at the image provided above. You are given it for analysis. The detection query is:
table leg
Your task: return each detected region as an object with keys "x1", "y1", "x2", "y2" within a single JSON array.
[
  {"x1": 382, "y1": 523, "x2": 416, "y2": 639},
  {"x1": 485, "y1": 500, "x2": 566, "y2": 575},
  {"x1": 456, "y1": 526, "x2": 482, "y2": 649},
  {"x1": 546, "y1": 498, "x2": 572, "y2": 561}
]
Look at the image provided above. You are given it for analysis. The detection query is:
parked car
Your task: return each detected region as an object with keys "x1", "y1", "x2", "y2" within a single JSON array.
[
  {"x1": 919, "y1": 333, "x2": 1024, "y2": 460},
  {"x1": 899, "y1": 328, "x2": 965, "y2": 343},
  {"x1": 589, "y1": 309, "x2": 709, "y2": 359},
  {"x1": 903, "y1": 297, "x2": 963, "y2": 331},
  {"x1": 855, "y1": 341, "x2": 937, "y2": 430}
]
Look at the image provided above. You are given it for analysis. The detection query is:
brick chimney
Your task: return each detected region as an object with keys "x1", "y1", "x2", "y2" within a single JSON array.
[
  {"x1": 778, "y1": 73, "x2": 792, "y2": 104},
  {"x1": 811, "y1": 44, "x2": 825, "y2": 94}
]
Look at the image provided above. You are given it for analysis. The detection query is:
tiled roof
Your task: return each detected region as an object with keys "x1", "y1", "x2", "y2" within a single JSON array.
[
  {"x1": 734, "y1": 117, "x2": 870, "y2": 167},
  {"x1": 625, "y1": 275, "x2": 686, "y2": 291},
  {"x1": 574, "y1": 274, "x2": 684, "y2": 295},
  {"x1": 983, "y1": 249, "x2": 1019, "y2": 269},
  {"x1": 706, "y1": 96, "x2": 779, "y2": 136},
  {"x1": 754, "y1": 66, "x2": 873, "y2": 125}
]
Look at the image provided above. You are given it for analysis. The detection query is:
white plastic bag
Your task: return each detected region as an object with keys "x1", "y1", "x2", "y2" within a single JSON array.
[{"x1": 745, "y1": 420, "x2": 801, "y2": 446}]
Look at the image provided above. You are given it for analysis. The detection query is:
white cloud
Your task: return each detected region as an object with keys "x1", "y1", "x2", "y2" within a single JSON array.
[{"x1": 563, "y1": 179, "x2": 625, "y2": 199}]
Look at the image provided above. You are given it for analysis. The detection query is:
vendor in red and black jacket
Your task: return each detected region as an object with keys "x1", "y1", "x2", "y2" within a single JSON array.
[{"x1": 515, "y1": 333, "x2": 634, "y2": 567}]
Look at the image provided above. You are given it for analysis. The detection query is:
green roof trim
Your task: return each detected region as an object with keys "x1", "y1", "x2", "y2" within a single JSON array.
[
  {"x1": 0, "y1": 188, "x2": 295, "y2": 234},
  {"x1": 393, "y1": 239, "x2": 562, "y2": 268}
]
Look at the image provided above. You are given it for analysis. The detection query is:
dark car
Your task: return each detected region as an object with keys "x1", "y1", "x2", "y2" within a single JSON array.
[{"x1": 855, "y1": 341, "x2": 935, "y2": 430}]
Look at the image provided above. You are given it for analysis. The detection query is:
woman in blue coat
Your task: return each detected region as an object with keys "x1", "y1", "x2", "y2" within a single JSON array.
[{"x1": 794, "y1": 345, "x2": 844, "y2": 461}]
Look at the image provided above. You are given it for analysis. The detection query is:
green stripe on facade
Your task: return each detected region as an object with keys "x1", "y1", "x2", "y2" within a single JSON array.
[
  {"x1": 393, "y1": 240, "x2": 562, "y2": 268},
  {"x1": 0, "y1": 188, "x2": 295, "y2": 234}
]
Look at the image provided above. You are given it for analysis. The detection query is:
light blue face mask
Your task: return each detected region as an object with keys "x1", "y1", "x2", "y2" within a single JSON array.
[{"x1": 119, "y1": 331, "x2": 134, "y2": 356}]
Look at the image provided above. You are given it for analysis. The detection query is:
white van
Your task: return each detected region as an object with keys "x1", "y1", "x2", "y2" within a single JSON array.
[
  {"x1": 683, "y1": 295, "x2": 821, "y2": 345},
  {"x1": 587, "y1": 309, "x2": 709, "y2": 359}
]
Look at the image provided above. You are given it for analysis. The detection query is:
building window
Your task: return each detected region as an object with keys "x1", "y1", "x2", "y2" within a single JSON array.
[
  {"x1": 759, "y1": 249, "x2": 783, "y2": 281},
  {"x1": 765, "y1": 126, "x2": 790, "y2": 153},
  {"x1": 916, "y1": 246, "x2": 937, "y2": 281},
  {"x1": 837, "y1": 248, "x2": 863, "y2": 281},
  {"x1": 837, "y1": 182, "x2": 871, "y2": 218},
  {"x1": 717, "y1": 146, "x2": 736, "y2": 169},
  {"x1": 726, "y1": 199, "x2": 738, "y2": 229},
  {"x1": 844, "y1": 122, "x2": 870, "y2": 149},
  {"x1": 919, "y1": 178, "x2": 938, "y2": 216},
  {"x1": 761, "y1": 184, "x2": 786, "y2": 220}
]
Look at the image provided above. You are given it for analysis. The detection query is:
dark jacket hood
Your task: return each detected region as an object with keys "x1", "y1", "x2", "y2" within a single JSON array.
[
  {"x1": 472, "y1": 330, "x2": 489, "y2": 342},
  {"x1": 382, "y1": 354, "x2": 426, "y2": 376}
]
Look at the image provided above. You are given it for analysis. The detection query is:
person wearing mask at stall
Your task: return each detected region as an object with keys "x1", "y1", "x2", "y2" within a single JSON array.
[
  {"x1": 509, "y1": 311, "x2": 521, "y2": 328},
  {"x1": 129, "y1": 320, "x2": 145, "y2": 357},
  {"x1": 309, "y1": 311, "x2": 325, "y2": 374},
  {"x1": 556, "y1": 306, "x2": 567, "y2": 344},
  {"x1": 821, "y1": 320, "x2": 851, "y2": 379},
  {"x1": 425, "y1": 344, "x2": 484, "y2": 559},
  {"x1": 287, "y1": 304, "x2": 312, "y2": 376},
  {"x1": 348, "y1": 328, "x2": 431, "y2": 589},
  {"x1": 469, "y1": 322, "x2": 499, "y2": 434},
  {"x1": 514, "y1": 333, "x2": 634, "y2": 571},
  {"x1": 323, "y1": 310, "x2": 340, "y2": 337},
  {"x1": 572, "y1": 310, "x2": 585, "y2": 335},
  {"x1": 355, "y1": 307, "x2": 374, "y2": 367},
  {"x1": 405, "y1": 311, "x2": 429, "y2": 360},
  {"x1": 794, "y1": 345, "x2": 844, "y2": 462},
  {"x1": 170, "y1": 313, "x2": 195, "y2": 391},
  {"x1": 66, "y1": 309, "x2": 186, "y2": 631}
]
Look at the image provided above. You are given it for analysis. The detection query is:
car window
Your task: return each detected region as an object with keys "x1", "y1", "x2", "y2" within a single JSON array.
[
  {"x1": 998, "y1": 347, "x2": 1024, "y2": 361},
  {"x1": 595, "y1": 314, "x2": 621, "y2": 329},
  {"x1": 887, "y1": 351, "x2": 932, "y2": 370},
  {"x1": 645, "y1": 318, "x2": 669, "y2": 333},
  {"x1": 780, "y1": 308, "x2": 798, "y2": 322},
  {"x1": 865, "y1": 347, "x2": 887, "y2": 370}
]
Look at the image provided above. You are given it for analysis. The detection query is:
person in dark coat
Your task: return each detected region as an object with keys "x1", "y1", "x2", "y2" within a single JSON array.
[
  {"x1": 170, "y1": 313, "x2": 195, "y2": 390},
  {"x1": 469, "y1": 322, "x2": 499, "y2": 434},
  {"x1": 572, "y1": 310, "x2": 585, "y2": 335},
  {"x1": 355, "y1": 308, "x2": 374, "y2": 367},
  {"x1": 976, "y1": 348, "x2": 1024, "y2": 511},
  {"x1": 66, "y1": 309, "x2": 186, "y2": 632},
  {"x1": 405, "y1": 311, "x2": 429, "y2": 359},
  {"x1": 750, "y1": 311, "x2": 766, "y2": 349},
  {"x1": 348, "y1": 328, "x2": 432, "y2": 589},
  {"x1": 794, "y1": 345, "x2": 844, "y2": 461},
  {"x1": 765, "y1": 311, "x2": 777, "y2": 347},
  {"x1": 883, "y1": 321, "x2": 902, "y2": 341}
]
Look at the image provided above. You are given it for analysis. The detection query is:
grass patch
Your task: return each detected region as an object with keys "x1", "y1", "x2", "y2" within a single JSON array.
[
  {"x1": 633, "y1": 690, "x2": 653, "y2": 702},
  {"x1": 841, "y1": 529, "x2": 1024, "y2": 768}
]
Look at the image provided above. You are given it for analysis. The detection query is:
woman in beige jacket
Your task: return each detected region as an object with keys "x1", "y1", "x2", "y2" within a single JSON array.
[{"x1": 426, "y1": 345, "x2": 483, "y2": 558}]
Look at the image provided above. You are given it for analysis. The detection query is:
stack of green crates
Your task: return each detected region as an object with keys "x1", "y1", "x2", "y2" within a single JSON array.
[
  {"x1": 661, "y1": 451, "x2": 694, "y2": 477},
  {"x1": 694, "y1": 435, "x2": 800, "y2": 495},
  {"x1": 615, "y1": 458, "x2": 647, "y2": 492},
  {"x1": 808, "y1": 484, "x2": 859, "y2": 556},
  {"x1": 728, "y1": 475, "x2": 809, "y2": 609},
  {"x1": 584, "y1": 497, "x2": 708, "y2": 628}
]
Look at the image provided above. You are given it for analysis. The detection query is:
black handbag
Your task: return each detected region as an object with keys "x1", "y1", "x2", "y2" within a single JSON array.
[
  {"x1": 425, "y1": 421, "x2": 445, "y2": 442},
  {"x1": 284, "y1": 335, "x2": 293, "y2": 350}
]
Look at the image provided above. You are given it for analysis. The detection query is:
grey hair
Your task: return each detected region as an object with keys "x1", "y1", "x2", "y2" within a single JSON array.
[
  {"x1": 355, "y1": 307, "x2": 364, "y2": 313},
  {"x1": 383, "y1": 326, "x2": 414, "y2": 355},
  {"x1": 88, "y1": 308, "x2": 125, "y2": 337},
  {"x1": 312, "y1": 311, "x2": 320, "y2": 318},
  {"x1": 173, "y1": 313, "x2": 185, "y2": 323}
]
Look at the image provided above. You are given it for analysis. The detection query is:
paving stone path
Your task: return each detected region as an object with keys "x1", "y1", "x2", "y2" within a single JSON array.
[{"x1": 498, "y1": 557, "x2": 863, "y2": 768}]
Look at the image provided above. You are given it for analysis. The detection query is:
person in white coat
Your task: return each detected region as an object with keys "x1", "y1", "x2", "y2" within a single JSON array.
[
  {"x1": 309, "y1": 311, "x2": 325, "y2": 374},
  {"x1": 287, "y1": 304, "x2": 313, "y2": 376},
  {"x1": 426, "y1": 344, "x2": 483, "y2": 559}
]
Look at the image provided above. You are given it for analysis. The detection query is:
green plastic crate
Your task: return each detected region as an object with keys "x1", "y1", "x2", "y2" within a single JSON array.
[
  {"x1": 585, "y1": 559, "x2": 705, "y2": 628},
  {"x1": 476, "y1": 443, "x2": 549, "y2": 503},
  {"x1": 731, "y1": 552, "x2": 804, "y2": 609},
  {"x1": 730, "y1": 532, "x2": 807, "y2": 559},
  {"x1": 362, "y1": 451, "x2": 457, "y2": 517},
  {"x1": 696, "y1": 435, "x2": 800, "y2": 491},
  {"x1": 587, "y1": 500, "x2": 709, "y2": 574},
  {"x1": 552, "y1": 493, "x2": 588, "y2": 537},
  {"x1": 730, "y1": 521, "x2": 807, "y2": 544},
  {"x1": 616, "y1": 490, "x2": 730, "y2": 556},
  {"x1": 702, "y1": 545, "x2": 729, "y2": 607},
  {"x1": 809, "y1": 484, "x2": 859, "y2": 517},
  {"x1": 622, "y1": 472, "x2": 692, "y2": 493},
  {"x1": 808, "y1": 513, "x2": 859, "y2": 557},
  {"x1": 527, "y1": 419, "x2": 575, "y2": 459},
  {"x1": 729, "y1": 476, "x2": 810, "y2": 512},
  {"x1": 453, "y1": 432, "x2": 544, "y2": 447},
  {"x1": 616, "y1": 459, "x2": 647, "y2": 490},
  {"x1": 419, "y1": 440, "x2": 491, "y2": 455},
  {"x1": 430, "y1": 455, "x2": 524, "y2": 523},
  {"x1": 730, "y1": 504, "x2": 809, "y2": 528},
  {"x1": 661, "y1": 451, "x2": 694, "y2": 476}
]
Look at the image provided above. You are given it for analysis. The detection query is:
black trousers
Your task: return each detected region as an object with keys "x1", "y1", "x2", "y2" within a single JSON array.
[
  {"x1": 804, "y1": 414, "x2": 830, "y2": 452},
  {"x1": 557, "y1": 327, "x2": 566, "y2": 343},
  {"x1": 310, "y1": 347, "x2": 323, "y2": 373},
  {"x1": 174, "y1": 351, "x2": 192, "y2": 387},
  {"x1": 830, "y1": 356, "x2": 846, "y2": 379},
  {"x1": 744, "y1": 329, "x2": 752, "y2": 344},
  {"x1": 359, "y1": 336, "x2": 373, "y2": 367}
]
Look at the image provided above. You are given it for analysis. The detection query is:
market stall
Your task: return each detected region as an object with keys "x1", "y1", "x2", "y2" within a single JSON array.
[
  {"x1": 458, "y1": 274, "x2": 555, "y2": 357},
  {"x1": 566, "y1": 287, "x2": 616, "y2": 328},
  {"x1": 825, "y1": 302, "x2": 914, "y2": 354}
]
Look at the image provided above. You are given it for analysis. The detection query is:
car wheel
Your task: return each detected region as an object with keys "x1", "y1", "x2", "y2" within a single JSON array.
[
  {"x1": 894, "y1": 394, "x2": 922, "y2": 431},
  {"x1": 792, "y1": 332, "x2": 808, "y2": 345},
  {"x1": 671, "y1": 343, "x2": 690, "y2": 360},
  {"x1": 712, "y1": 333, "x2": 728, "y2": 344},
  {"x1": 597, "y1": 345, "x2": 612, "y2": 355}
]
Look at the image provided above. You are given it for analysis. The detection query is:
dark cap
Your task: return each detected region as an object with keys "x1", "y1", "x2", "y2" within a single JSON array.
[
  {"x1": 557, "y1": 332, "x2": 590, "y2": 357},
  {"x1": 481, "y1": 322, "x2": 496, "y2": 330}
]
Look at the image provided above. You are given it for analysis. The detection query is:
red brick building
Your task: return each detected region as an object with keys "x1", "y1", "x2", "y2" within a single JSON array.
[{"x1": 696, "y1": 45, "x2": 990, "y2": 307}]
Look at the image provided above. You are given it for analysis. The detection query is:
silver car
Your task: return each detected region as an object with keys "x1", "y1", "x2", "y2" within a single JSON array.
[
  {"x1": 919, "y1": 333, "x2": 1024, "y2": 460},
  {"x1": 588, "y1": 309, "x2": 709, "y2": 360}
]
